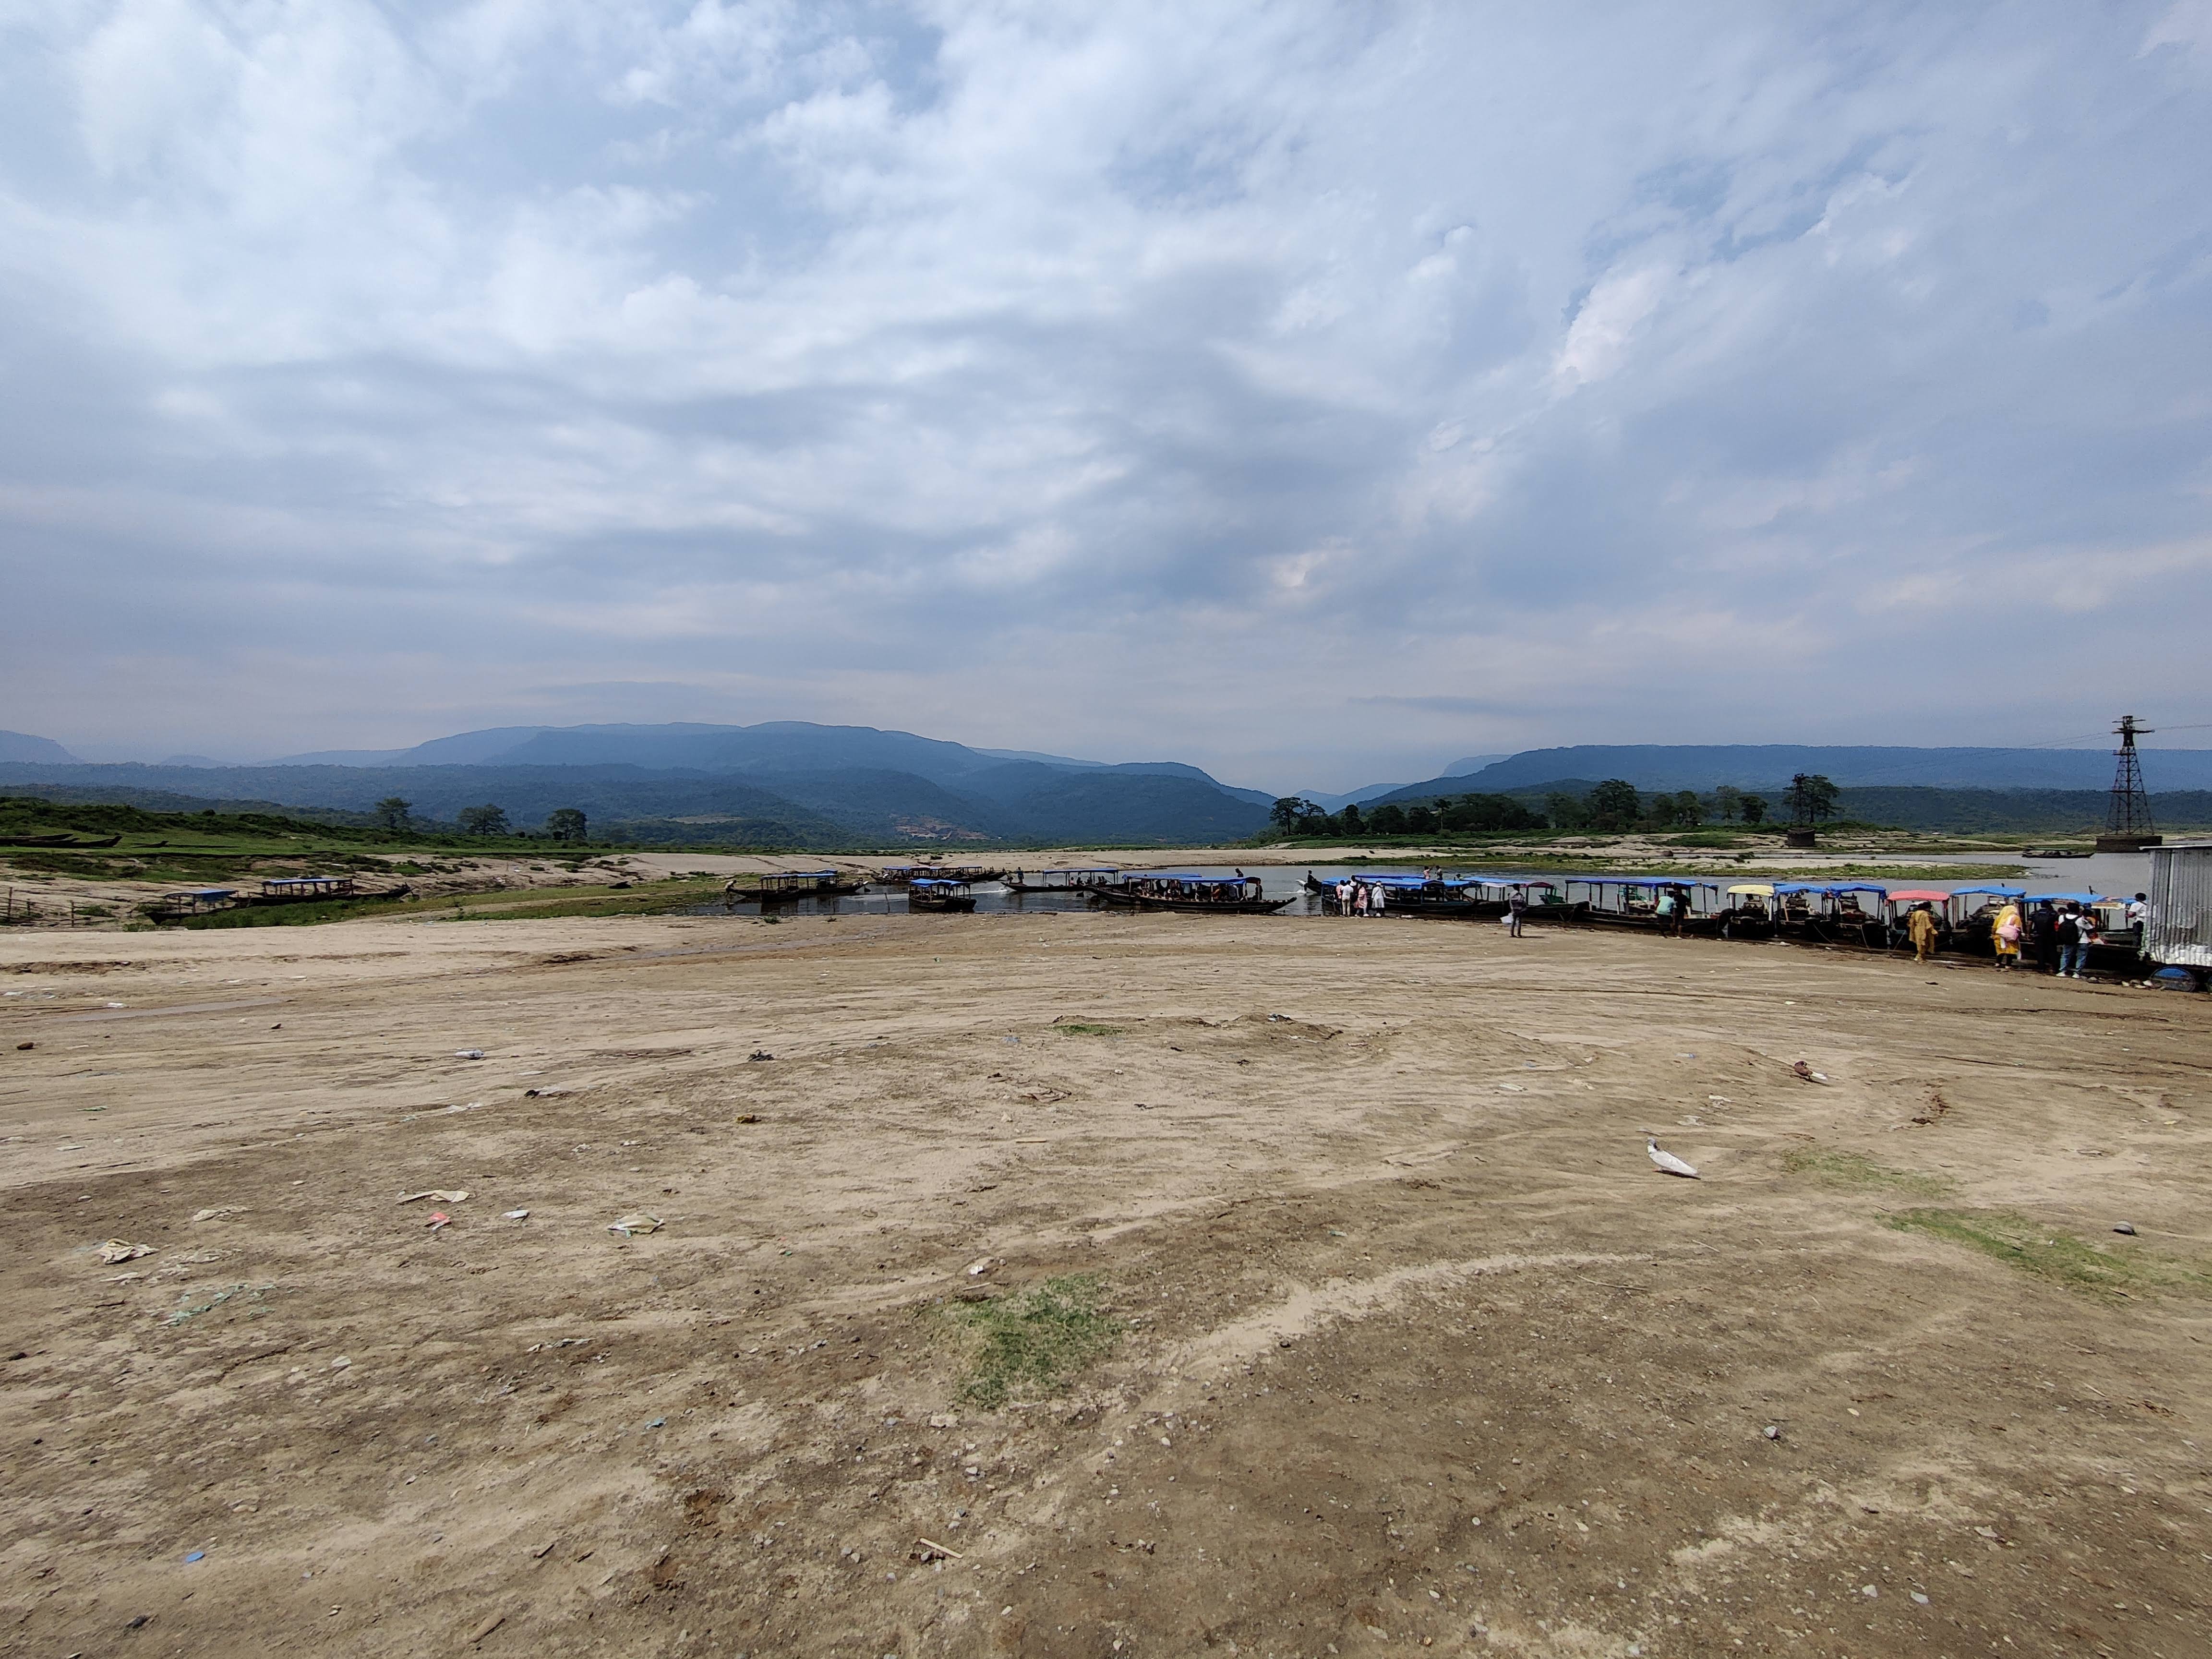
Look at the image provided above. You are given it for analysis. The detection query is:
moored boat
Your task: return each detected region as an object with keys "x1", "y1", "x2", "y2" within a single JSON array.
[
  {"x1": 878, "y1": 864, "x2": 1006, "y2": 886},
  {"x1": 1718, "y1": 882, "x2": 1777, "y2": 939},
  {"x1": 732, "y1": 869, "x2": 867, "y2": 904},
  {"x1": 1562, "y1": 878, "x2": 1723, "y2": 935},
  {"x1": 1937, "y1": 885, "x2": 2025, "y2": 957},
  {"x1": 907, "y1": 878, "x2": 978, "y2": 913},
  {"x1": 1088, "y1": 872, "x2": 1293, "y2": 914},
  {"x1": 1004, "y1": 866, "x2": 1122, "y2": 894}
]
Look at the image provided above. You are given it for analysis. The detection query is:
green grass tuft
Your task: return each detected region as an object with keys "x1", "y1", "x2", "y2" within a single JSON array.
[
  {"x1": 1884, "y1": 1209, "x2": 2212, "y2": 1301},
  {"x1": 1781, "y1": 1148, "x2": 1952, "y2": 1197},
  {"x1": 949, "y1": 1274, "x2": 1121, "y2": 1409}
]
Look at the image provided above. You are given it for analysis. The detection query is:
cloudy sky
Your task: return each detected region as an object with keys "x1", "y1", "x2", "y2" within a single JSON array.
[{"x1": 4, "y1": 1, "x2": 2210, "y2": 790}]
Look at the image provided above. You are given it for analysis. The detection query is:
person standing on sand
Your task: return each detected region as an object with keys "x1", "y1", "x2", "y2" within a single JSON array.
[
  {"x1": 1656, "y1": 887, "x2": 1680, "y2": 937},
  {"x1": 1907, "y1": 902, "x2": 1939, "y2": 962},
  {"x1": 2054, "y1": 903, "x2": 2081, "y2": 977},
  {"x1": 1992, "y1": 901, "x2": 2023, "y2": 970},
  {"x1": 2030, "y1": 901, "x2": 2059, "y2": 974},
  {"x1": 1507, "y1": 888, "x2": 1527, "y2": 937}
]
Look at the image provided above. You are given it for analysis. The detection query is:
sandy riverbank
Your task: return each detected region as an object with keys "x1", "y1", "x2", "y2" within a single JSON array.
[{"x1": 3, "y1": 908, "x2": 2208, "y2": 1656}]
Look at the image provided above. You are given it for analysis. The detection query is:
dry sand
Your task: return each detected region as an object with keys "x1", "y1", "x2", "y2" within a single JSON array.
[{"x1": 3, "y1": 908, "x2": 2209, "y2": 1657}]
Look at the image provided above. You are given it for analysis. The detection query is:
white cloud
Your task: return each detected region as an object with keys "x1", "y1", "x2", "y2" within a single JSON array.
[{"x1": 0, "y1": 0, "x2": 2208, "y2": 786}]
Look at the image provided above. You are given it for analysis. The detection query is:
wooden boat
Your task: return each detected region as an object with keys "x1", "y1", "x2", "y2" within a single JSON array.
[
  {"x1": 1774, "y1": 883, "x2": 1890, "y2": 950},
  {"x1": 1004, "y1": 866, "x2": 1122, "y2": 894},
  {"x1": 0, "y1": 832, "x2": 122, "y2": 848},
  {"x1": 1933, "y1": 885, "x2": 2024, "y2": 957},
  {"x1": 732, "y1": 869, "x2": 867, "y2": 904},
  {"x1": 1717, "y1": 882, "x2": 1778, "y2": 940},
  {"x1": 878, "y1": 864, "x2": 1006, "y2": 886},
  {"x1": 907, "y1": 877, "x2": 977, "y2": 913},
  {"x1": 1087, "y1": 873, "x2": 1293, "y2": 914},
  {"x1": 1883, "y1": 888, "x2": 1954, "y2": 953},
  {"x1": 1562, "y1": 878, "x2": 1724, "y2": 936}
]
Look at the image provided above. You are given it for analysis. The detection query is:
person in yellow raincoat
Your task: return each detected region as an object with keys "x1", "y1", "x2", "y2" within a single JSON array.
[
  {"x1": 1992, "y1": 901, "x2": 2023, "y2": 969},
  {"x1": 1907, "y1": 902, "x2": 1940, "y2": 962}
]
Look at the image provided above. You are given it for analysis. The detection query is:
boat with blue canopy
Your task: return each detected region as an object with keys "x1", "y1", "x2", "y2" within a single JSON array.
[
  {"x1": 1004, "y1": 866, "x2": 1123, "y2": 894},
  {"x1": 1089, "y1": 872, "x2": 1293, "y2": 914},
  {"x1": 907, "y1": 877, "x2": 978, "y2": 913}
]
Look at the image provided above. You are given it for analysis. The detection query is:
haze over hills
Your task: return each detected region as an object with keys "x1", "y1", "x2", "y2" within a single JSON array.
[
  {"x1": 0, "y1": 721, "x2": 1279, "y2": 847},
  {"x1": 1368, "y1": 744, "x2": 2212, "y2": 805},
  {"x1": 0, "y1": 731, "x2": 79, "y2": 764},
  {"x1": 6, "y1": 723, "x2": 2211, "y2": 844}
]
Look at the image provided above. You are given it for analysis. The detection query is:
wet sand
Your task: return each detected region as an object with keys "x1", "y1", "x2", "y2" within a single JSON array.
[{"x1": 3, "y1": 908, "x2": 2209, "y2": 1657}]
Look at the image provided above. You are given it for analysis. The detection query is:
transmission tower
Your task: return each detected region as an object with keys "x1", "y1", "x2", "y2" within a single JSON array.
[{"x1": 2095, "y1": 714, "x2": 2161, "y2": 852}]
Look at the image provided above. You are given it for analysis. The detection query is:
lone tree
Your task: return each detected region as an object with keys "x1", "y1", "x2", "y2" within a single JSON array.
[
  {"x1": 373, "y1": 796, "x2": 412, "y2": 831},
  {"x1": 1712, "y1": 785, "x2": 1743, "y2": 822},
  {"x1": 543, "y1": 807, "x2": 588, "y2": 844},
  {"x1": 1269, "y1": 797, "x2": 1324, "y2": 835},
  {"x1": 1785, "y1": 773, "x2": 1839, "y2": 825},
  {"x1": 457, "y1": 804, "x2": 511, "y2": 837},
  {"x1": 1587, "y1": 778, "x2": 1641, "y2": 831},
  {"x1": 1739, "y1": 793, "x2": 1768, "y2": 825}
]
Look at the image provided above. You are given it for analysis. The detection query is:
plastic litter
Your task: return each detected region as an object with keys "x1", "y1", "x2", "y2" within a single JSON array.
[
  {"x1": 2113, "y1": 1222, "x2": 2138, "y2": 1236},
  {"x1": 426, "y1": 1211, "x2": 451, "y2": 1231},
  {"x1": 191, "y1": 1206, "x2": 242, "y2": 1223},
  {"x1": 183, "y1": 1551, "x2": 204, "y2": 1563},
  {"x1": 503, "y1": 1209, "x2": 529, "y2": 1221},
  {"x1": 454, "y1": 1049, "x2": 485, "y2": 1060},
  {"x1": 97, "y1": 1240, "x2": 154, "y2": 1264},
  {"x1": 748, "y1": 1050, "x2": 774, "y2": 1062},
  {"x1": 1791, "y1": 1061, "x2": 1830, "y2": 1083},
  {"x1": 397, "y1": 1190, "x2": 470, "y2": 1205},
  {"x1": 608, "y1": 1214, "x2": 662, "y2": 1237}
]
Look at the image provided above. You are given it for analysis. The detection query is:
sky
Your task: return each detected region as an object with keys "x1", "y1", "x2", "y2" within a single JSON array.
[{"x1": 3, "y1": 1, "x2": 2211, "y2": 792}]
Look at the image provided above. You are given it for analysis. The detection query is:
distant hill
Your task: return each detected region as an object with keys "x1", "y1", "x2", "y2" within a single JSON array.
[
  {"x1": 0, "y1": 742, "x2": 1272, "y2": 846},
  {"x1": 1457, "y1": 745, "x2": 2212, "y2": 793},
  {"x1": 0, "y1": 730, "x2": 80, "y2": 764}
]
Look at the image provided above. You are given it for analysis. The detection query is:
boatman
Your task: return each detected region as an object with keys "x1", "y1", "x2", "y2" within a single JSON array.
[{"x1": 1907, "y1": 901, "x2": 1939, "y2": 962}]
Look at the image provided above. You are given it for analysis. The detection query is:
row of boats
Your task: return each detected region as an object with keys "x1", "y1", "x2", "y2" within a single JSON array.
[
  {"x1": 722, "y1": 866, "x2": 1289, "y2": 913},
  {"x1": 722, "y1": 865, "x2": 2141, "y2": 968},
  {"x1": 1306, "y1": 872, "x2": 2145, "y2": 969}
]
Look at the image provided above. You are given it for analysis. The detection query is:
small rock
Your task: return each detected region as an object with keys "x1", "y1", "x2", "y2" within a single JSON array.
[
  {"x1": 1763, "y1": 1424, "x2": 1781, "y2": 1441},
  {"x1": 1911, "y1": 1591, "x2": 1930, "y2": 1605},
  {"x1": 1861, "y1": 1584, "x2": 1878, "y2": 1598},
  {"x1": 454, "y1": 1049, "x2": 485, "y2": 1060},
  {"x1": 2114, "y1": 1222, "x2": 2138, "y2": 1236}
]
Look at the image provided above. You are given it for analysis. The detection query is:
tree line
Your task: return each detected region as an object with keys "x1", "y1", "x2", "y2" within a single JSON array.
[
  {"x1": 1269, "y1": 774, "x2": 1840, "y2": 838},
  {"x1": 372, "y1": 797, "x2": 591, "y2": 842}
]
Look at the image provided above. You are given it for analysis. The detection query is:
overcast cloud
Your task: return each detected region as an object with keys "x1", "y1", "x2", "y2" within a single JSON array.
[{"x1": 3, "y1": 0, "x2": 2210, "y2": 789}]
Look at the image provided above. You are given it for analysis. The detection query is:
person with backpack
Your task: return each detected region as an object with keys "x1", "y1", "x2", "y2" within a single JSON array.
[
  {"x1": 2029, "y1": 901, "x2": 2060, "y2": 974},
  {"x1": 2056, "y1": 904, "x2": 2084, "y2": 978},
  {"x1": 1993, "y1": 901, "x2": 2023, "y2": 969}
]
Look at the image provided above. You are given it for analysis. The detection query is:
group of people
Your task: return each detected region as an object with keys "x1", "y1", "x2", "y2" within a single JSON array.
[
  {"x1": 1332, "y1": 878, "x2": 1393, "y2": 917},
  {"x1": 1981, "y1": 892, "x2": 2147, "y2": 977}
]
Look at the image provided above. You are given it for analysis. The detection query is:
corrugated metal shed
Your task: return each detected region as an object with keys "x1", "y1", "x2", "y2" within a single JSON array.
[{"x1": 2146, "y1": 840, "x2": 2212, "y2": 967}]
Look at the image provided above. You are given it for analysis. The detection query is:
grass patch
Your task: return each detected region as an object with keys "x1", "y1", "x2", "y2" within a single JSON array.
[
  {"x1": 1781, "y1": 1148, "x2": 1952, "y2": 1197},
  {"x1": 949, "y1": 1274, "x2": 1121, "y2": 1408},
  {"x1": 1884, "y1": 1208, "x2": 2212, "y2": 1302},
  {"x1": 1054, "y1": 1022, "x2": 1124, "y2": 1036}
]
